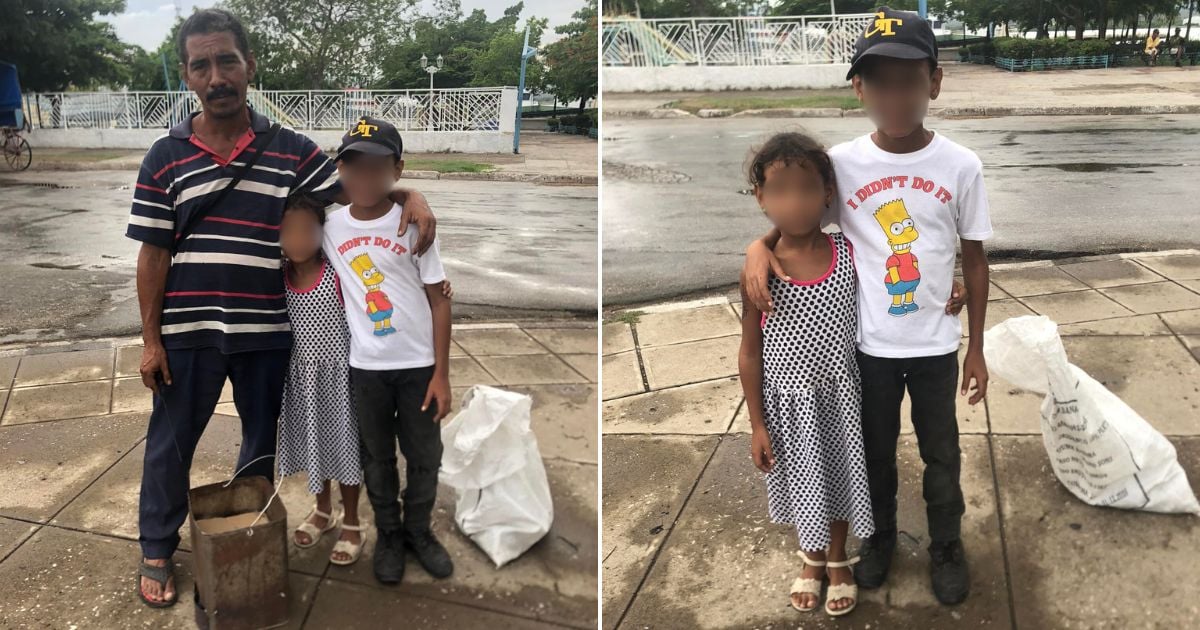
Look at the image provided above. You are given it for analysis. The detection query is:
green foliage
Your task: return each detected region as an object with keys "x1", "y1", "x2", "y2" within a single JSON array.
[
  {"x1": 543, "y1": 0, "x2": 598, "y2": 110},
  {"x1": 2, "y1": 0, "x2": 131, "y2": 91},
  {"x1": 376, "y1": 1, "x2": 546, "y2": 91},
  {"x1": 990, "y1": 36, "x2": 1116, "y2": 59}
]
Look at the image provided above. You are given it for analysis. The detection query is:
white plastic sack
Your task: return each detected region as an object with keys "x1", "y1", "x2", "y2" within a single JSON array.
[
  {"x1": 984, "y1": 315, "x2": 1200, "y2": 514},
  {"x1": 439, "y1": 385, "x2": 554, "y2": 567}
]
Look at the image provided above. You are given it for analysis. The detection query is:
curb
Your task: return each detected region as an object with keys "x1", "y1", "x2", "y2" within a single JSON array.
[{"x1": 605, "y1": 104, "x2": 1200, "y2": 120}]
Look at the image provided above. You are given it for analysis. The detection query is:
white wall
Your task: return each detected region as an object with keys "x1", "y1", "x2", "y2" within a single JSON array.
[
  {"x1": 603, "y1": 64, "x2": 852, "y2": 92},
  {"x1": 26, "y1": 128, "x2": 512, "y2": 153},
  {"x1": 499, "y1": 86, "x2": 518, "y2": 133}
]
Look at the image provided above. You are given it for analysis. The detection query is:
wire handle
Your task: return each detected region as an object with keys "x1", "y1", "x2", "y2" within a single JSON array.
[{"x1": 221, "y1": 454, "x2": 283, "y2": 536}]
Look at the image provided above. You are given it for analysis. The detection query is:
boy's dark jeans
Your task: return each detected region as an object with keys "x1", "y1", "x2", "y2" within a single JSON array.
[
  {"x1": 856, "y1": 349, "x2": 965, "y2": 544},
  {"x1": 352, "y1": 365, "x2": 442, "y2": 535}
]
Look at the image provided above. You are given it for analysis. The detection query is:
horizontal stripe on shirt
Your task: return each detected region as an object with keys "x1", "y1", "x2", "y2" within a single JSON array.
[{"x1": 124, "y1": 107, "x2": 343, "y2": 354}]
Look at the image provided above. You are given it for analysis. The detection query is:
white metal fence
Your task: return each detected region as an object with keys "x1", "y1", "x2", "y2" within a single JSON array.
[
  {"x1": 22, "y1": 88, "x2": 506, "y2": 132},
  {"x1": 602, "y1": 14, "x2": 875, "y2": 67}
]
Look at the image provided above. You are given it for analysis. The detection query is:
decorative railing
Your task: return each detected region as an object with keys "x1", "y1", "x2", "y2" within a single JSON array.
[
  {"x1": 22, "y1": 88, "x2": 506, "y2": 131},
  {"x1": 602, "y1": 14, "x2": 875, "y2": 67}
]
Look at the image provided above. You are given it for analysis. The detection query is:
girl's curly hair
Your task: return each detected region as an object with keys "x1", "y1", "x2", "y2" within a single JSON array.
[{"x1": 747, "y1": 132, "x2": 836, "y2": 190}]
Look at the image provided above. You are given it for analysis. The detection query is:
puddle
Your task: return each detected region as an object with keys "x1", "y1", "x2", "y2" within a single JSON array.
[
  {"x1": 30, "y1": 262, "x2": 83, "y2": 270},
  {"x1": 993, "y1": 162, "x2": 1188, "y2": 172},
  {"x1": 602, "y1": 161, "x2": 691, "y2": 183}
]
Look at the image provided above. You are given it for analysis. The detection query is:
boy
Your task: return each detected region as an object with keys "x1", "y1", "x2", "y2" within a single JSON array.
[
  {"x1": 323, "y1": 116, "x2": 454, "y2": 585},
  {"x1": 741, "y1": 7, "x2": 991, "y2": 605}
]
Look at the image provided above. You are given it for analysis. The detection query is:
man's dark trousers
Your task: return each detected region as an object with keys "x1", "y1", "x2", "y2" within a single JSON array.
[
  {"x1": 138, "y1": 347, "x2": 289, "y2": 559},
  {"x1": 352, "y1": 366, "x2": 442, "y2": 535},
  {"x1": 856, "y1": 350, "x2": 965, "y2": 543}
]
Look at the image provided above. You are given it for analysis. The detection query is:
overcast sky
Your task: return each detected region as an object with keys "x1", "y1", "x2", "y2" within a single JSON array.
[{"x1": 98, "y1": 0, "x2": 580, "y2": 51}]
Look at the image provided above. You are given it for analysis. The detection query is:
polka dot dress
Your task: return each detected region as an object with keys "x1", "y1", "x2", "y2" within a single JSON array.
[
  {"x1": 760, "y1": 232, "x2": 874, "y2": 552},
  {"x1": 279, "y1": 258, "x2": 362, "y2": 495}
]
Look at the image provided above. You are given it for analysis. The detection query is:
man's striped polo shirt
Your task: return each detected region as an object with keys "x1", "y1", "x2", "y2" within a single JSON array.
[{"x1": 126, "y1": 107, "x2": 342, "y2": 353}]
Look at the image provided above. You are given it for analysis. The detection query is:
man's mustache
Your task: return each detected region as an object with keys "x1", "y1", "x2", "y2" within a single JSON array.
[{"x1": 206, "y1": 87, "x2": 237, "y2": 101}]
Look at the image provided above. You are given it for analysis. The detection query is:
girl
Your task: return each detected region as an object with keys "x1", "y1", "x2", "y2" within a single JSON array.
[
  {"x1": 737, "y1": 133, "x2": 873, "y2": 617},
  {"x1": 279, "y1": 193, "x2": 365, "y2": 566}
]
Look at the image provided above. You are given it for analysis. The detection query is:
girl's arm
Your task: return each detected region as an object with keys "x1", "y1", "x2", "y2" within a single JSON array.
[
  {"x1": 422, "y1": 284, "x2": 452, "y2": 421},
  {"x1": 738, "y1": 281, "x2": 774, "y2": 473}
]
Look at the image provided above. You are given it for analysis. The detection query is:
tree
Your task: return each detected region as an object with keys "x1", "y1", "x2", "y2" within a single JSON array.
[
  {"x1": 2, "y1": 0, "x2": 130, "y2": 91},
  {"x1": 375, "y1": 1, "x2": 545, "y2": 90},
  {"x1": 543, "y1": 0, "x2": 598, "y2": 112},
  {"x1": 221, "y1": 0, "x2": 420, "y2": 89},
  {"x1": 469, "y1": 18, "x2": 548, "y2": 88}
]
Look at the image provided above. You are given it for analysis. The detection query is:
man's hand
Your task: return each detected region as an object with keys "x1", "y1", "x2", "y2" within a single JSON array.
[
  {"x1": 962, "y1": 348, "x2": 988, "y2": 405},
  {"x1": 393, "y1": 189, "x2": 436, "y2": 255},
  {"x1": 140, "y1": 343, "x2": 171, "y2": 394},
  {"x1": 422, "y1": 372, "x2": 451, "y2": 422},
  {"x1": 750, "y1": 427, "x2": 776, "y2": 473},
  {"x1": 945, "y1": 279, "x2": 969, "y2": 315},
  {"x1": 741, "y1": 240, "x2": 789, "y2": 314}
]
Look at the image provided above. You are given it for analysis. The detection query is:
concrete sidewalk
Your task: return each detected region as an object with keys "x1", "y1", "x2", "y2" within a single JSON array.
[
  {"x1": 602, "y1": 250, "x2": 1200, "y2": 629},
  {"x1": 22, "y1": 132, "x2": 597, "y2": 184},
  {"x1": 0, "y1": 322, "x2": 597, "y2": 629},
  {"x1": 603, "y1": 62, "x2": 1200, "y2": 119}
]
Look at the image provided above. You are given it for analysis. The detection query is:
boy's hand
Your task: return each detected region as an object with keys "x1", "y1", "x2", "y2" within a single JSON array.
[
  {"x1": 741, "y1": 240, "x2": 789, "y2": 314},
  {"x1": 962, "y1": 348, "x2": 989, "y2": 405},
  {"x1": 441, "y1": 280, "x2": 454, "y2": 300},
  {"x1": 750, "y1": 427, "x2": 775, "y2": 473},
  {"x1": 395, "y1": 191, "x2": 437, "y2": 255},
  {"x1": 422, "y1": 372, "x2": 451, "y2": 422},
  {"x1": 945, "y1": 279, "x2": 969, "y2": 315}
]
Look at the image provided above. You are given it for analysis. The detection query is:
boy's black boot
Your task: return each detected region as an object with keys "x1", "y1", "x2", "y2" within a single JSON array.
[
  {"x1": 373, "y1": 529, "x2": 406, "y2": 585},
  {"x1": 929, "y1": 539, "x2": 970, "y2": 605},
  {"x1": 854, "y1": 529, "x2": 897, "y2": 589},
  {"x1": 403, "y1": 528, "x2": 454, "y2": 578}
]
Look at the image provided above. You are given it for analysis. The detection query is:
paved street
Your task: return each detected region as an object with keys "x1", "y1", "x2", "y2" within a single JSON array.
[
  {"x1": 0, "y1": 322, "x2": 597, "y2": 629},
  {"x1": 602, "y1": 251, "x2": 1200, "y2": 630},
  {"x1": 0, "y1": 171, "x2": 597, "y2": 344},
  {"x1": 602, "y1": 114, "x2": 1200, "y2": 305}
]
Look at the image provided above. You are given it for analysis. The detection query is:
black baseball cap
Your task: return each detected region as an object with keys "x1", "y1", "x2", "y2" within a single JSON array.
[
  {"x1": 336, "y1": 116, "x2": 403, "y2": 161},
  {"x1": 846, "y1": 7, "x2": 938, "y2": 80}
]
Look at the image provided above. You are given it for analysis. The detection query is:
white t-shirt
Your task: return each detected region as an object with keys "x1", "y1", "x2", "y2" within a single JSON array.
[
  {"x1": 323, "y1": 203, "x2": 447, "y2": 370},
  {"x1": 827, "y1": 132, "x2": 993, "y2": 359}
]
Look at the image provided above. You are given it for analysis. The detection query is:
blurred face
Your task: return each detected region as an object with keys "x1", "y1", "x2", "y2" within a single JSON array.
[
  {"x1": 337, "y1": 153, "x2": 404, "y2": 207},
  {"x1": 182, "y1": 32, "x2": 254, "y2": 120},
  {"x1": 280, "y1": 208, "x2": 322, "y2": 263},
  {"x1": 754, "y1": 160, "x2": 831, "y2": 237},
  {"x1": 853, "y1": 57, "x2": 942, "y2": 140}
]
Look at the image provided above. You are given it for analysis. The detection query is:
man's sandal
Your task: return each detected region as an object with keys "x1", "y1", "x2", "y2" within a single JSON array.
[
  {"x1": 789, "y1": 551, "x2": 826, "y2": 612},
  {"x1": 136, "y1": 560, "x2": 178, "y2": 608},
  {"x1": 824, "y1": 556, "x2": 860, "y2": 617},
  {"x1": 294, "y1": 507, "x2": 339, "y2": 549},
  {"x1": 329, "y1": 522, "x2": 366, "y2": 566}
]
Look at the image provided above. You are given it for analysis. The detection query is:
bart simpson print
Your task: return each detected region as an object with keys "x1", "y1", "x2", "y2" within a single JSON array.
[
  {"x1": 874, "y1": 199, "x2": 921, "y2": 316},
  {"x1": 350, "y1": 253, "x2": 396, "y2": 336}
]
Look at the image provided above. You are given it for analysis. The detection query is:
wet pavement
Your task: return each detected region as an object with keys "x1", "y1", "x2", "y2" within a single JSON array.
[
  {"x1": 0, "y1": 171, "x2": 597, "y2": 344},
  {"x1": 602, "y1": 114, "x2": 1200, "y2": 305},
  {"x1": 602, "y1": 251, "x2": 1200, "y2": 629},
  {"x1": 0, "y1": 322, "x2": 597, "y2": 629}
]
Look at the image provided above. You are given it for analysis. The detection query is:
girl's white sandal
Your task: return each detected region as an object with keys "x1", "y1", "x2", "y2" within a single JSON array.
[
  {"x1": 329, "y1": 522, "x2": 366, "y2": 566},
  {"x1": 293, "y1": 508, "x2": 338, "y2": 549},
  {"x1": 789, "y1": 551, "x2": 827, "y2": 612},
  {"x1": 824, "y1": 556, "x2": 860, "y2": 617}
]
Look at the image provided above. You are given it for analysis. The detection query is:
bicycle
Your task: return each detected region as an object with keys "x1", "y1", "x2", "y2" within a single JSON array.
[{"x1": 2, "y1": 120, "x2": 30, "y2": 171}]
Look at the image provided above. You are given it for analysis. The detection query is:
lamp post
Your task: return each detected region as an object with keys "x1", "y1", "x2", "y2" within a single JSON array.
[
  {"x1": 513, "y1": 26, "x2": 537, "y2": 154},
  {"x1": 420, "y1": 53, "x2": 443, "y2": 132}
]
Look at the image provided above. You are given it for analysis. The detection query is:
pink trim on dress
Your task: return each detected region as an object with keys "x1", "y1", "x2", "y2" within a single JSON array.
[
  {"x1": 784, "y1": 233, "x2": 838, "y2": 286},
  {"x1": 285, "y1": 259, "x2": 326, "y2": 294}
]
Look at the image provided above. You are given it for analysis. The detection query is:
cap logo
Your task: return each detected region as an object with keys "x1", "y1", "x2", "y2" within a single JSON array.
[
  {"x1": 350, "y1": 118, "x2": 379, "y2": 138},
  {"x1": 866, "y1": 11, "x2": 903, "y2": 37}
]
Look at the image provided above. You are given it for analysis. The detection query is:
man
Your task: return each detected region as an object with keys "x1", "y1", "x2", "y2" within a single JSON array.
[
  {"x1": 1171, "y1": 27, "x2": 1186, "y2": 68},
  {"x1": 128, "y1": 8, "x2": 437, "y2": 607}
]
